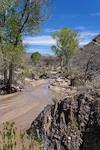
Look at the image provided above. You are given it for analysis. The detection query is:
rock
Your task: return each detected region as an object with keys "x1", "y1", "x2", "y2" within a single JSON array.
[
  {"x1": 28, "y1": 90, "x2": 100, "y2": 150},
  {"x1": 39, "y1": 73, "x2": 49, "y2": 79},
  {"x1": 49, "y1": 77, "x2": 70, "y2": 89},
  {"x1": 49, "y1": 77, "x2": 76, "y2": 99},
  {"x1": 69, "y1": 34, "x2": 100, "y2": 79}
]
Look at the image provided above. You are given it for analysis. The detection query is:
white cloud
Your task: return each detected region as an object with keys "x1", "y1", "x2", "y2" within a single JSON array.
[
  {"x1": 79, "y1": 31, "x2": 99, "y2": 46},
  {"x1": 90, "y1": 12, "x2": 100, "y2": 16},
  {"x1": 23, "y1": 30, "x2": 99, "y2": 50},
  {"x1": 26, "y1": 47, "x2": 53, "y2": 55},
  {"x1": 23, "y1": 35, "x2": 56, "y2": 46},
  {"x1": 44, "y1": 28, "x2": 58, "y2": 33}
]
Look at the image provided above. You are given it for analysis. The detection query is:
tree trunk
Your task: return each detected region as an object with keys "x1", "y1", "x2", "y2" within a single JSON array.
[
  {"x1": 4, "y1": 69, "x2": 8, "y2": 85},
  {"x1": 60, "y1": 56, "x2": 63, "y2": 71},
  {"x1": 7, "y1": 63, "x2": 14, "y2": 93}
]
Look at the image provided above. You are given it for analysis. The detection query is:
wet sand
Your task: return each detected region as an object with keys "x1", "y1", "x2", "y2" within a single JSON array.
[{"x1": 0, "y1": 80, "x2": 53, "y2": 129}]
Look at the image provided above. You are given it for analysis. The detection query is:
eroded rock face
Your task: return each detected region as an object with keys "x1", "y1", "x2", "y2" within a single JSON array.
[
  {"x1": 69, "y1": 34, "x2": 100, "y2": 78},
  {"x1": 28, "y1": 91, "x2": 100, "y2": 150}
]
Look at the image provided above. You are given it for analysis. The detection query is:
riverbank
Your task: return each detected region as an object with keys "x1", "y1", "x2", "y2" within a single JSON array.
[{"x1": 25, "y1": 78, "x2": 47, "y2": 87}]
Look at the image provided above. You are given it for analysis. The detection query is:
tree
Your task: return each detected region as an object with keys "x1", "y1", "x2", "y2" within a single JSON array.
[
  {"x1": 31, "y1": 52, "x2": 41, "y2": 65},
  {"x1": 0, "y1": 0, "x2": 50, "y2": 92},
  {"x1": 51, "y1": 28, "x2": 79, "y2": 70}
]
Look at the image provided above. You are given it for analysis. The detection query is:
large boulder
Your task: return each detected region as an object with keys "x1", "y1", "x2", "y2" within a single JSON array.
[{"x1": 28, "y1": 89, "x2": 100, "y2": 150}]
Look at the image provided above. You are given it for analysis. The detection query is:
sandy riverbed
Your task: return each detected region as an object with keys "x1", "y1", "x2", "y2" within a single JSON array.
[{"x1": 0, "y1": 79, "x2": 52, "y2": 130}]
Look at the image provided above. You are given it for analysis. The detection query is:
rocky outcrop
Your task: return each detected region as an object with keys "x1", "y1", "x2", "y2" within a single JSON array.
[
  {"x1": 28, "y1": 90, "x2": 100, "y2": 150},
  {"x1": 69, "y1": 34, "x2": 100, "y2": 78},
  {"x1": 50, "y1": 78, "x2": 70, "y2": 88},
  {"x1": 49, "y1": 77, "x2": 77, "y2": 100}
]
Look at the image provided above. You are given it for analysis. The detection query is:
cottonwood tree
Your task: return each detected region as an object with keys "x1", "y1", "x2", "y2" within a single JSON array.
[
  {"x1": 0, "y1": 0, "x2": 50, "y2": 92},
  {"x1": 31, "y1": 52, "x2": 41, "y2": 66},
  {"x1": 51, "y1": 28, "x2": 79, "y2": 70}
]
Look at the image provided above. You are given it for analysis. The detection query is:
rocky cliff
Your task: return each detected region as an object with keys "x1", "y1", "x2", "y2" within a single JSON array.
[
  {"x1": 28, "y1": 88, "x2": 100, "y2": 150},
  {"x1": 69, "y1": 34, "x2": 100, "y2": 78}
]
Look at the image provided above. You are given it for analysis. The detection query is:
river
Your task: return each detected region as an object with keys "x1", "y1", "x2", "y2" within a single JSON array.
[{"x1": 0, "y1": 81, "x2": 53, "y2": 129}]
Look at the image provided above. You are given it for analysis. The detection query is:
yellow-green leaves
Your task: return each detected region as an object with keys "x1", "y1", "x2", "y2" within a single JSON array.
[
  {"x1": 7, "y1": 12, "x2": 21, "y2": 40},
  {"x1": 51, "y1": 27, "x2": 79, "y2": 67},
  {"x1": 0, "y1": 0, "x2": 14, "y2": 14}
]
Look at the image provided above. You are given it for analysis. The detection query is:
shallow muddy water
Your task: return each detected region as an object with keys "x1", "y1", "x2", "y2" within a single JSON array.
[{"x1": 0, "y1": 81, "x2": 54, "y2": 129}]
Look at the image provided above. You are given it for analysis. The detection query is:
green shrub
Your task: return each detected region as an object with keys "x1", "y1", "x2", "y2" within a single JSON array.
[
  {"x1": 63, "y1": 68, "x2": 80, "y2": 78},
  {"x1": 0, "y1": 122, "x2": 42, "y2": 150}
]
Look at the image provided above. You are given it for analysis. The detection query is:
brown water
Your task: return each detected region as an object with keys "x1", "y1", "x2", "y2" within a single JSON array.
[{"x1": 0, "y1": 82, "x2": 53, "y2": 129}]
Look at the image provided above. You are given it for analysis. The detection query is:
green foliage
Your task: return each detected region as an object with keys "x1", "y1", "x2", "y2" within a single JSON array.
[
  {"x1": 0, "y1": 0, "x2": 49, "y2": 35},
  {"x1": 63, "y1": 68, "x2": 80, "y2": 78},
  {"x1": 28, "y1": 127, "x2": 42, "y2": 143},
  {"x1": 0, "y1": 0, "x2": 50, "y2": 90},
  {"x1": 0, "y1": 0, "x2": 14, "y2": 15},
  {"x1": 63, "y1": 68, "x2": 84, "y2": 87},
  {"x1": 0, "y1": 122, "x2": 42, "y2": 150},
  {"x1": 31, "y1": 52, "x2": 41, "y2": 65},
  {"x1": 24, "y1": 65, "x2": 33, "y2": 78},
  {"x1": 51, "y1": 27, "x2": 79, "y2": 68},
  {"x1": 0, "y1": 43, "x2": 24, "y2": 63}
]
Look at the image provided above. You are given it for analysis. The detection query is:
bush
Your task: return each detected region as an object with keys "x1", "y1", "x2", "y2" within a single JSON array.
[
  {"x1": 63, "y1": 68, "x2": 84, "y2": 87},
  {"x1": 0, "y1": 122, "x2": 42, "y2": 150}
]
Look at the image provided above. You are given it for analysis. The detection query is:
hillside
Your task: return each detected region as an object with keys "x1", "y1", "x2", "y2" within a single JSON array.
[{"x1": 69, "y1": 34, "x2": 100, "y2": 77}]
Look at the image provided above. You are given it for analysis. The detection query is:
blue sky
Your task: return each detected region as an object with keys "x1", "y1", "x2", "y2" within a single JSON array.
[{"x1": 23, "y1": 0, "x2": 100, "y2": 55}]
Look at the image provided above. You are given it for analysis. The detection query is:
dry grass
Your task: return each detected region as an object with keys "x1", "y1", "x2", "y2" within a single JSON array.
[{"x1": 0, "y1": 122, "x2": 41, "y2": 150}]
